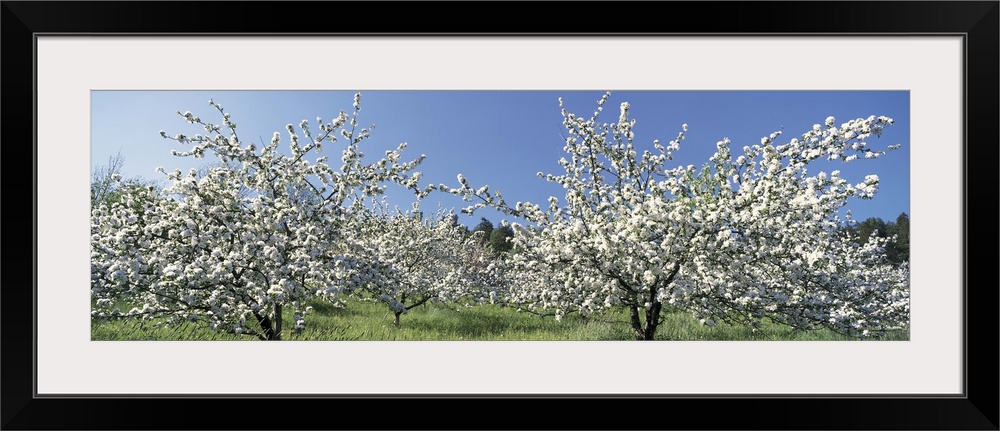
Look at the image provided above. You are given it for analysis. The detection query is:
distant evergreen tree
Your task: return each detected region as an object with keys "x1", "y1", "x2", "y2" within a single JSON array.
[
  {"x1": 471, "y1": 217, "x2": 494, "y2": 246},
  {"x1": 841, "y1": 212, "x2": 909, "y2": 266},
  {"x1": 489, "y1": 223, "x2": 515, "y2": 254},
  {"x1": 886, "y1": 212, "x2": 909, "y2": 265},
  {"x1": 855, "y1": 217, "x2": 888, "y2": 246}
]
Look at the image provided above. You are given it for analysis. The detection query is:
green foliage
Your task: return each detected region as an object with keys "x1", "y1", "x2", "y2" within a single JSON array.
[
  {"x1": 889, "y1": 212, "x2": 910, "y2": 264},
  {"x1": 489, "y1": 224, "x2": 514, "y2": 254},
  {"x1": 470, "y1": 217, "x2": 494, "y2": 245},
  {"x1": 841, "y1": 212, "x2": 910, "y2": 266}
]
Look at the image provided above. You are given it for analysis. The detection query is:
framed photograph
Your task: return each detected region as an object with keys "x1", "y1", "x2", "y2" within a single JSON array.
[{"x1": 5, "y1": 2, "x2": 996, "y2": 429}]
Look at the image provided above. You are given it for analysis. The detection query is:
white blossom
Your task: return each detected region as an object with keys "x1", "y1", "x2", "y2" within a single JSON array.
[
  {"x1": 91, "y1": 92, "x2": 431, "y2": 340},
  {"x1": 446, "y1": 91, "x2": 908, "y2": 340}
]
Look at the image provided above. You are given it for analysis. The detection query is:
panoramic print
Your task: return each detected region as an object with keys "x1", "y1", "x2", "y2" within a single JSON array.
[{"x1": 90, "y1": 90, "x2": 910, "y2": 341}]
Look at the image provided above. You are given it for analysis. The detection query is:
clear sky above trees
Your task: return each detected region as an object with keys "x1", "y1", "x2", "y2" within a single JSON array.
[{"x1": 92, "y1": 90, "x2": 909, "y2": 227}]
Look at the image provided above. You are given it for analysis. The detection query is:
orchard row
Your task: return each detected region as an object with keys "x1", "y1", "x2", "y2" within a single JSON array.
[{"x1": 91, "y1": 92, "x2": 909, "y2": 340}]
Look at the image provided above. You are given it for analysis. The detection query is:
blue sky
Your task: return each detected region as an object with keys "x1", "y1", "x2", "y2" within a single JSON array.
[{"x1": 92, "y1": 90, "x2": 910, "y2": 228}]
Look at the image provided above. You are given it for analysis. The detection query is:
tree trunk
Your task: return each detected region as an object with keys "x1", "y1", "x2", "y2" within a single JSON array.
[
  {"x1": 629, "y1": 305, "x2": 645, "y2": 340},
  {"x1": 644, "y1": 301, "x2": 662, "y2": 340},
  {"x1": 635, "y1": 263, "x2": 680, "y2": 340},
  {"x1": 254, "y1": 309, "x2": 282, "y2": 341},
  {"x1": 274, "y1": 303, "x2": 283, "y2": 338},
  {"x1": 629, "y1": 302, "x2": 663, "y2": 340},
  {"x1": 393, "y1": 311, "x2": 402, "y2": 328}
]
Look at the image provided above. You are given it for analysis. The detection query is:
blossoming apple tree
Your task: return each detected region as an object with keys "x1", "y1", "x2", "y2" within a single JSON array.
[
  {"x1": 344, "y1": 202, "x2": 507, "y2": 327},
  {"x1": 447, "y1": 92, "x2": 910, "y2": 340},
  {"x1": 91, "y1": 94, "x2": 436, "y2": 340}
]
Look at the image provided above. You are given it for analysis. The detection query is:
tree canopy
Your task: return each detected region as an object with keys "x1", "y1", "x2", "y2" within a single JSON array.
[
  {"x1": 91, "y1": 94, "x2": 434, "y2": 339},
  {"x1": 447, "y1": 91, "x2": 909, "y2": 339}
]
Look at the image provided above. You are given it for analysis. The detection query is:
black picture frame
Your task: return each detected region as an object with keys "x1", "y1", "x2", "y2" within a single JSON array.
[{"x1": 3, "y1": 2, "x2": 997, "y2": 430}]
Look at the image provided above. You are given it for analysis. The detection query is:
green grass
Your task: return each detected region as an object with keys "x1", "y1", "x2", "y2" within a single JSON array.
[{"x1": 92, "y1": 297, "x2": 909, "y2": 341}]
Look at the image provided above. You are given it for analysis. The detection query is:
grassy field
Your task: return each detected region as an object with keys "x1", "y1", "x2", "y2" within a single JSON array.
[{"x1": 91, "y1": 297, "x2": 909, "y2": 341}]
